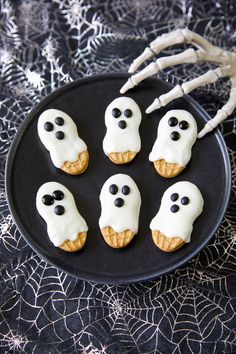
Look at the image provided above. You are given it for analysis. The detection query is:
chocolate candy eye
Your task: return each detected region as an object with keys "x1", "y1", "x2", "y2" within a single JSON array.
[
  {"x1": 114, "y1": 198, "x2": 124, "y2": 207},
  {"x1": 181, "y1": 196, "x2": 190, "y2": 205},
  {"x1": 55, "y1": 131, "x2": 65, "y2": 140},
  {"x1": 170, "y1": 131, "x2": 180, "y2": 141},
  {"x1": 171, "y1": 204, "x2": 179, "y2": 213},
  {"x1": 44, "y1": 122, "x2": 53, "y2": 132},
  {"x1": 42, "y1": 194, "x2": 54, "y2": 206},
  {"x1": 112, "y1": 108, "x2": 121, "y2": 118},
  {"x1": 168, "y1": 117, "x2": 178, "y2": 127},
  {"x1": 179, "y1": 120, "x2": 189, "y2": 130},
  {"x1": 55, "y1": 117, "x2": 64, "y2": 126},
  {"x1": 109, "y1": 184, "x2": 118, "y2": 195},
  {"x1": 54, "y1": 205, "x2": 65, "y2": 215},
  {"x1": 118, "y1": 120, "x2": 126, "y2": 129},
  {"x1": 52, "y1": 190, "x2": 64, "y2": 200},
  {"x1": 170, "y1": 193, "x2": 179, "y2": 201},
  {"x1": 124, "y1": 109, "x2": 132, "y2": 118},
  {"x1": 122, "y1": 185, "x2": 130, "y2": 195}
]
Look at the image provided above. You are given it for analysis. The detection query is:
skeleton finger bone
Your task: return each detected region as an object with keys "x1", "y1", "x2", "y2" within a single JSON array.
[
  {"x1": 120, "y1": 48, "x2": 198, "y2": 94},
  {"x1": 146, "y1": 67, "x2": 231, "y2": 114},
  {"x1": 128, "y1": 28, "x2": 229, "y2": 74},
  {"x1": 123, "y1": 28, "x2": 236, "y2": 136},
  {"x1": 198, "y1": 78, "x2": 236, "y2": 138},
  {"x1": 128, "y1": 29, "x2": 187, "y2": 74}
]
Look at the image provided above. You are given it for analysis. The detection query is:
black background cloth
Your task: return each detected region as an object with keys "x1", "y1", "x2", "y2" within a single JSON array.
[{"x1": 0, "y1": 1, "x2": 236, "y2": 353}]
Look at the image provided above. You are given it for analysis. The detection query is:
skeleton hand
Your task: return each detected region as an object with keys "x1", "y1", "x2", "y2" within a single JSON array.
[{"x1": 120, "y1": 28, "x2": 236, "y2": 138}]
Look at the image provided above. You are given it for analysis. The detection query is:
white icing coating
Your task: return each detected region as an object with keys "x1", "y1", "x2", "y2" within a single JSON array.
[
  {"x1": 38, "y1": 109, "x2": 87, "y2": 168},
  {"x1": 103, "y1": 97, "x2": 142, "y2": 154},
  {"x1": 36, "y1": 182, "x2": 88, "y2": 247},
  {"x1": 99, "y1": 174, "x2": 141, "y2": 233},
  {"x1": 149, "y1": 109, "x2": 197, "y2": 166},
  {"x1": 150, "y1": 181, "x2": 204, "y2": 242}
]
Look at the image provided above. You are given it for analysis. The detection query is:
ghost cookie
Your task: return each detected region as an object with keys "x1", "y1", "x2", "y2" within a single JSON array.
[
  {"x1": 149, "y1": 110, "x2": 197, "y2": 178},
  {"x1": 38, "y1": 109, "x2": 89, "y2": 175},
  {"x1": 150, "y1": 181, "x2": 204, "y2": 252},
  {"x1": 103, "y1": 97, "x2": 142, "y2": 164},
  {"x1": 36, "y1": 182, "x2": 88, "y2": 252},
  {"x1": 99, "y1": 174, "x2": 141, "y2": 248}
]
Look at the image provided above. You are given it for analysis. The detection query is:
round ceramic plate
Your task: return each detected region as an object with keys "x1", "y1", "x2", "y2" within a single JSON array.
[{"x1": 6, "y1": 73, "x2": 231, "y2": 284}]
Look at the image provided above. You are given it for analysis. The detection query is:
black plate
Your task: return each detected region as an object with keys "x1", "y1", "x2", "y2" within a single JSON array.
[{"x1": 6, "y1": 74, "x2": 231, "y2": 284}]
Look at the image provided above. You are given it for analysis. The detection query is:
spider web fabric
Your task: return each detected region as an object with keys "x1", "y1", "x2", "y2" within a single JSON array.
[{"x1": 0, "y1": 0, "x2": 236, "y2": 353}]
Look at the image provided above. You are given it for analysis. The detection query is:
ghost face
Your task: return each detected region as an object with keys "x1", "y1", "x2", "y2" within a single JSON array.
[
  {"x1": 99, "y1": 174, "x2": 141, "y2": 234},
  {"x1": 38, "y1": 109, "x2": 79, "y2": 149},
  {"x1": 38, "y1": 109, "x2": 87, "y2": 168},
  {"x1": 150, "y1": 181, "x2": 204, "y2": 242},
  {"x1": 149, "y1": 109, "x2": 197, "y2": 166},
  {"x1": 36, "y1": 182, "x2": 88, "y2": 247},
  {"x1": 103, "y1": 97, "x2": 142, "y2": 154},
  {"x1": 105, "y1": 97, "x2": 142, "y2": 132},
  {"x1": 37, "y1": 182, "x2": 73, "y2": 221}
]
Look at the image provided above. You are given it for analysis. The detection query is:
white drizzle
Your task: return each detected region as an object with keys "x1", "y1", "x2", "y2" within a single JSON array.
[
  {"x1": 38, "y1": 109, "x2": 87, "y2": 168},
  {"x1": 36, "y1": 182, "x2": 88, "y2": 247},
  {"x1": 150, "y1": 181, "x2": 204, "y2": 242},
  {"x1": 103, "y1": 97, "x2": 142, "y2": 154},
  {"x1": 149, "y1": 109, "x2": 197, "y2": 166},
  {"x1": 99, "y1": 174, "x2": 141, "y2": 233}
]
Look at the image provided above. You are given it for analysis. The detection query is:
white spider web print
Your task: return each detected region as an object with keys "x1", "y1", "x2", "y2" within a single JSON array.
[{"x1": 0, "y1": 0, "x2": 236, "y2": 353}]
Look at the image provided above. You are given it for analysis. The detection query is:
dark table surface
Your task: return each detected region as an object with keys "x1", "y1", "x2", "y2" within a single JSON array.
[{"x1": 0, "y1": 1, "x2": 236, "y2": 353}]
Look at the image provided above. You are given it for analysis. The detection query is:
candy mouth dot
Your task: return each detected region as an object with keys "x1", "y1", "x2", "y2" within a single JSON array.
[
  {"x1": 114, "y1": 198, "x2": 124, "y2": 207},
  {"x1": 54, "y1": 205, "x2": 65, "y2": 215},
  {"x1": 118, "y1": 120, "x2": 127, "y2": 129},
  {"x1": 55, "y1": 131, "x2": 65, "y2": 140},
  {"x1": 171, "y1": 204, "x2": 179, "y2": 213},
  {"x1": 170, "y1": 131, "x2": 180, "y2": 141}
]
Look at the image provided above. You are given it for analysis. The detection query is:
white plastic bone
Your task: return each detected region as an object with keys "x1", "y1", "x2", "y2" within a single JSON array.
[
  {"x1": 150, "y1": 30, "x2": 185, "y2": 53},
  {"x1": 146, "y1": 68, "x2": 226, "y2": 113},
  {"x1": 129, "y1": 29, "x2": 186, "y2": 73},
  {"x1": 198, "y1": 84, "x2": 236, "y2": 138},
  {"x1": 128, "y1": 47, "x2": 154, "y2": 74},
  {"x1": 146, "y1": 85, "x2": 184, "y2": 113},
  {"x1": 182, "y1": 70, "x2": 219, "y2": 94},
  {"x1": 120, "y1": 62, "x2": 158, "y2": 94},
  {"x1": 120, "y1": 49, "x2": 198, "y2": 94},
  {"x1": 121, "y1": 28, "x2": 236, "y2": 137}
]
